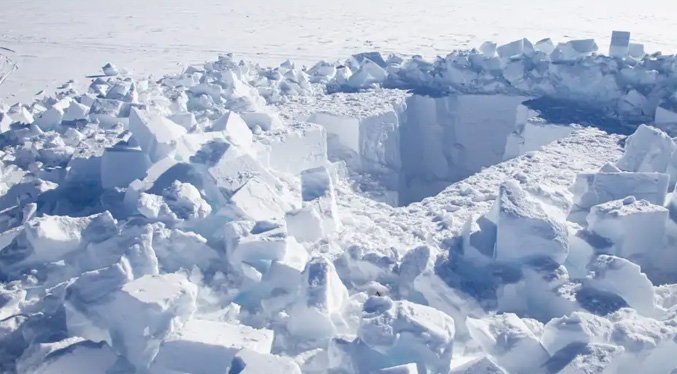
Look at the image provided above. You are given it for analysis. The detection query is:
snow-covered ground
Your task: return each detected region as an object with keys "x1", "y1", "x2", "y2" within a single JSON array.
[
  {"x1": 2, "y1": 1, "x2": 677, "y2": 373},
  {"x1": 1, "y1": 0, "x2": 676, "y2": 102}
]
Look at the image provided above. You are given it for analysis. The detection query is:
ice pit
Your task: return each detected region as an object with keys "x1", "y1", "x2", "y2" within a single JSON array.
[{"x1": 282, "y1": 90, "x2": 614, "y2": 206}]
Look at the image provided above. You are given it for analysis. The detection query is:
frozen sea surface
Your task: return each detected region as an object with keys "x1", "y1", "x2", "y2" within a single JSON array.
[{"x1": 1, "y1": 0, "x2": 676, "y2": 102}]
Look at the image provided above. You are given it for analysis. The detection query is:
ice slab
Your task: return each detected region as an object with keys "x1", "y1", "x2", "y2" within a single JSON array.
[
  {"x1": 615, "y1": 125, "x2": 676, "y2": 179},
  {"x1": 586, "y1": 197, "x2": 668, "y2": 261},
  {"x1": 227, "y1": 175, "x2": 294, "y2": 221},
  {"x1": 0, "y1": 111, "x2": 12, "y2": 133},
  {"x1": 173, "y1": 131, "x2": 229, "y2": 163},
  {"x1": 100, "y1": 144, "x2": 151, "y2": 189},
  {"x1": 359, "y1": 296, "x2": 455, "y2": 373},
  {"x1": 87, "y1": 273, "x2": 197, "y2": 371},
  {"x1": 17, "y1": 338, "x2": 118, "y2": 374},
  {"x1": 88, "y1": 98, "x2": 127, "y2": 126},
  {"x1": 493, "y1": 180, "x2": 569, "y2": 264},
  {"x1": 534, "y1": 38, "x2": 556, "y2": 54},
  {"x1": 152, "y1": 319, "x2": 273, "y2": 374},
  {"x1": 584, "y1": 255, "x2": 656, "y2": 316},
  {"x1": 287, "y1": 256, "x2": 349, "y2": 339},
  {"x1": 629, "y1": 43, "x2": 645, "y2": 58},
  {"x1": 449, "y1": 356, "x2": 507, "y2": 374},
  {"x1": 543, "y1": 343, "x2": 624, "y2": 374},
  {"x1": 286, "y1": 166, "x2": 341, "y2": 242},
  {"x1": 479, "y1": 41, "x2": 497, "y2": 57},
  {"x1": 608, "y1": 309, "x2": 677, "y2": 374},
  {"x1": 372, "y1": 363, "x2": 420, "y2": 374},
  {"x1": 654, "y1": 102, "x2": 677, "y2": 132},
  {"x1": 24, "y1": 212, "x2": 116, "y2": 264},
  {"x1": 129, "y1": 108, "x2": 187, "y2": 162},
  {"x1": 227, "y1": 220, "x2": 308, "y2": 271},
  {"x1": 496, "y1": 38, "x2": 533, "y2": 59},
  {"x1": 609, "y1": 31, "x2": 631, "y2": 58},
  {"x1": 34, "y1": 106, "x2": 64, "y2": 131},
  {"x1": 151, "y1": 225, "x2": 218, "y2": 272},
  {"x1": 572, "y1": 172, "x2": 670, "y2": 210},
  {"x1": 254, "y1": 122, "x2": 327, "y2": 175},
  {"x1": 103, "y1": 63, "x2": 119, "y2": 76},
  {"x1": 66, "y1": 261, "x2": 134, "y2": 304},
  {"x1": 211, "y1": 111, "x2": 253, "y2": 148},
  {"x1": 346, "y1": 59, "x2": 388, "y2": 89},
  {"x1": 541, "y1": 312, "x2": 613, "y2": 356},
  {"x1": 137, "y1": 192, "x2": 175, "y2": 221},
  {"x1": 162, "y1": 181, "x2": 212, "y2": 221},
  {"x1": 169, "y1": 112, "x2": 196, "y2": 130},
  {"x1": 552, "y1": 39, "x2": 599, "y2": 62},
  {"x1": 466, "y1": 313, "x2": 549, "y2": 374},
  {"x1": 228, "y1": 348, "x2": 302, "y2": 374},
  {"x1": 62, "y1": 101, "x2": 90, "y2": 122}
]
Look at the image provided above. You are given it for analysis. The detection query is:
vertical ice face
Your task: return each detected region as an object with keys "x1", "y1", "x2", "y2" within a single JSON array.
[{"x1": 399, "y1": 94, "x2": 530, "y2": 204}]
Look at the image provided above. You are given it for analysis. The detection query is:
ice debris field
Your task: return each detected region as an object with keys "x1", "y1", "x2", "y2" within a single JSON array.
[{"x1": 2, "y1": 32, "x2": 677, "y2": 374}]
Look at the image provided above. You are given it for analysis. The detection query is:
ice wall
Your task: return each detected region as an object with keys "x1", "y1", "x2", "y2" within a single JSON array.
[
  {"x1": 299, "y1": 91, "x2": 581, "y2": 206},
  {"x1": 400, "y1": 94, "x2": 529, "y2": 205}
]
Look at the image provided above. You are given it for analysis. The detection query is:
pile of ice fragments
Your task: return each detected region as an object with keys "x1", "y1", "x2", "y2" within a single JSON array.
[
  {"x1": 0, "y1": 34, "x2": 676, "y2": 374},
  {"x1": 325, "y1": 33, "x2": 677, "y2": 134}
]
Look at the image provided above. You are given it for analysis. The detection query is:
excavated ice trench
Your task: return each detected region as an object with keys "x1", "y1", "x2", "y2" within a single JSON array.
[{"x1": 293, "y1": 91, "x2": 590, "y2": 206}]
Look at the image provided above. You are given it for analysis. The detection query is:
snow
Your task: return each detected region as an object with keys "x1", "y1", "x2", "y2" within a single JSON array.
[{"x1": 2, "y1": 7, "x2": 677, "y2": 373}]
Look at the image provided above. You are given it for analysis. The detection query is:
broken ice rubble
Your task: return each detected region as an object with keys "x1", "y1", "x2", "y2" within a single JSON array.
[{"x1": 1, "y1": 40, "x2": 677, "y2": 374}]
